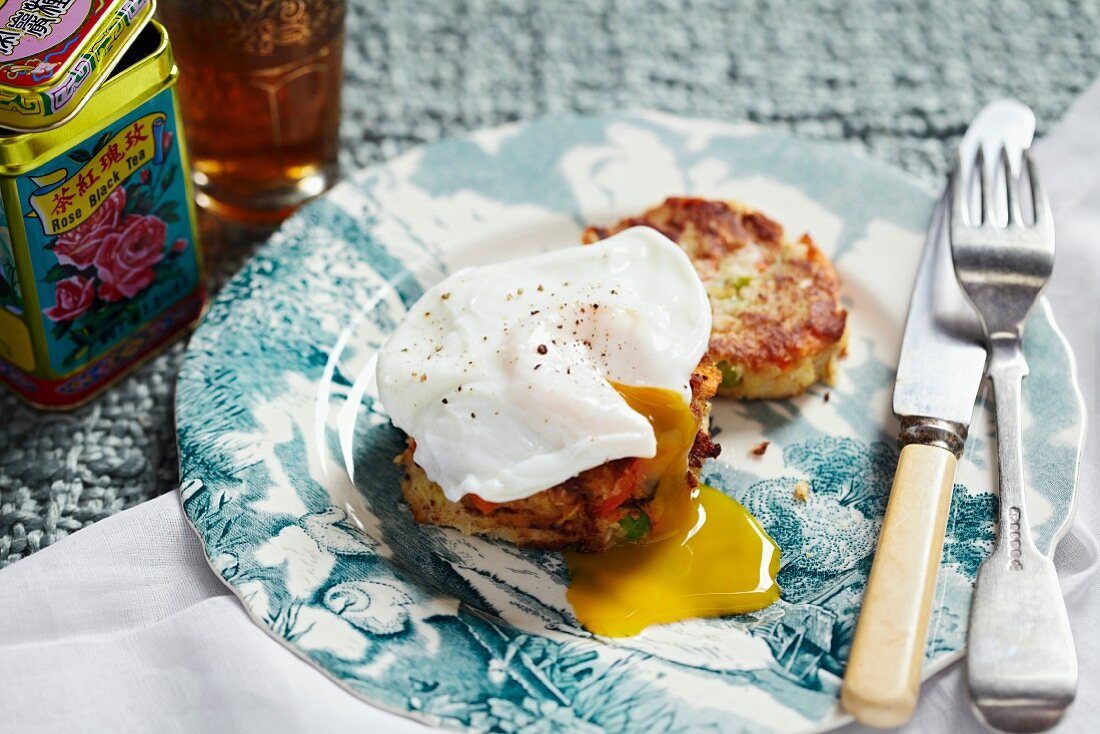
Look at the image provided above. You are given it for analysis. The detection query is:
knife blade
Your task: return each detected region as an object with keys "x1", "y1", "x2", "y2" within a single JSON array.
[{"x1": 841, "y1": 100, "x2": 1036, "y2": 728}]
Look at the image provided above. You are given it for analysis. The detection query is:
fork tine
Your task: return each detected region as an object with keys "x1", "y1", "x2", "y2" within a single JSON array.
[
  {"x1": 951, "y1": 150, "x2": 968, "y2": 228},
  {"x1": 977, "y1": 146, "x2": 994, "y2": 225},
  {"x1": 1002, "y1": 146, "x2": 1022, "y2": 226},
  {"x1": 1026, "y1": 150, "x2": 1052, "y2": 230}
]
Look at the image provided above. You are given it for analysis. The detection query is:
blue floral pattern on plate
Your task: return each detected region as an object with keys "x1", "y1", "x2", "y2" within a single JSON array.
[{"x1": 177, "y1": 112, "x2": 1084, "y2": 733}]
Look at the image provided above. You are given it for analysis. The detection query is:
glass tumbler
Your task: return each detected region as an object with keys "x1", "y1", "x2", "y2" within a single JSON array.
[{"x1": 157, "y1": 0, "x2": 346, "y2": 223}]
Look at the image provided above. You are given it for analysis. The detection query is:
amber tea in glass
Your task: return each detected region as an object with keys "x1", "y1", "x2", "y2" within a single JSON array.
[{"x1": 157, "y1": 1, "x2": 345, "y2": 222}]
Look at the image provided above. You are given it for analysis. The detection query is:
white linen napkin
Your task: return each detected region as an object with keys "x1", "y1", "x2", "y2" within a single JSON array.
[{"x1": 3, "y1": 84, "x2": 1099, "y2": 732}]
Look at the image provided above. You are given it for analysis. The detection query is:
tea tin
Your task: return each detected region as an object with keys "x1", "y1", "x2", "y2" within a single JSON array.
[{"x1": 0, "y1": 9, "x2": 204, "y2": 408}]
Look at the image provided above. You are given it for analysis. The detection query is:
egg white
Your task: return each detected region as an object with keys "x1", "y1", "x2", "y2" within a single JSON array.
[{"x1": 375, "y1": 227, "x2": 711, "y2": 504}]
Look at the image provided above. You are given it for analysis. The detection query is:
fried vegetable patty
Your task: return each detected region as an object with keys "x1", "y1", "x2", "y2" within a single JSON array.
[{"x1": 582, "y1": 197, "x2": 848, "y2": 399}]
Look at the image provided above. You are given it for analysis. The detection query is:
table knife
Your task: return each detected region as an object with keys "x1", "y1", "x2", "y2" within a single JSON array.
[{"x1": 841, "y1": 100, "x2": 1036, "y2": 728}]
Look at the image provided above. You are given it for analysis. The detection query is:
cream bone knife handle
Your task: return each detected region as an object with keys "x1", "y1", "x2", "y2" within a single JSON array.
[{"x1": 841, "y1": 427, "x2": 960, "y2": 728}]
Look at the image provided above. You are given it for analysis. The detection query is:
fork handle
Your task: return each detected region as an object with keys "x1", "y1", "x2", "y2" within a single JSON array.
[
  {"x1": 841, "y1": 441, "x2": 957, "y2": 727},
  {"x1": 967, "y1": 349, "x2": 1076, "y2": 732}
]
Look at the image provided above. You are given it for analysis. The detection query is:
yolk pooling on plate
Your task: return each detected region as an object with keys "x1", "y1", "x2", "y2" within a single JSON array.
[
  {"x1": 565, "y1": 384, "x2": 781, "y2": 637},
  {"x1": 565, "y1": 486, "x2": 782, "y2": 637}
]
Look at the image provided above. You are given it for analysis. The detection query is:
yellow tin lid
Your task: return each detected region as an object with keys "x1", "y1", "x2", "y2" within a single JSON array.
[{"x1": 0, "y1": 0, "x2": 155, "y2": 132}]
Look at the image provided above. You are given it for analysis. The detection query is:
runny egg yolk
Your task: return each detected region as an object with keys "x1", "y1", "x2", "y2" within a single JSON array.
[{"x1": 564, "y1": 384, "x2": 781, "y2": 637}]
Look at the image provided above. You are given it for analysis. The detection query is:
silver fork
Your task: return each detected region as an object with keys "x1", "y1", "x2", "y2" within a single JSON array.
[{"x1": 950, "y1": 146, "x2": 1077, "y2": 733}]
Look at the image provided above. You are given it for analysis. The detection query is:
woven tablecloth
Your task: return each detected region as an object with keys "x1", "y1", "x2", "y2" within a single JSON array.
[{"x1": 3, "y1": 0, "x2": 1100, "y2": 566}]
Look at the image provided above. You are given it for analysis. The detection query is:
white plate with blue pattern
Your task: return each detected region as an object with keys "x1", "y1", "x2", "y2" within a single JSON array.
[{"x1": 176, "y1": 112, "x2": 1084, "y2": 733}]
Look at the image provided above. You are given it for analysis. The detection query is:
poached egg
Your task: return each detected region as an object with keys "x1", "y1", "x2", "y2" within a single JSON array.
[{"x1": 376, "y1": 226, "x2": 711, "y2": 504}]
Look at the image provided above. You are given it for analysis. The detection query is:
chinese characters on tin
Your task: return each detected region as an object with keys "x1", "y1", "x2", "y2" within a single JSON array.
[{"x1": 0, "y1": 0, "x2": 78, "y2": 56}]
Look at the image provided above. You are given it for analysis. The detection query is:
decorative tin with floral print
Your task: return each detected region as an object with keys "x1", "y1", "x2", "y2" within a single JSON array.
[{"x1": 0, "y1": 13, "x2": 204, "y2": 408}]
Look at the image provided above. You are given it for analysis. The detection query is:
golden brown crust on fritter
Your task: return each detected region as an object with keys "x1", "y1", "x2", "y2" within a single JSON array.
[
  {"x1": 398, "y1": 358, "x2": 722, "y2": 552},
  {"x1": 582, "y1": 197, "x2": 848, "y2": 399}
]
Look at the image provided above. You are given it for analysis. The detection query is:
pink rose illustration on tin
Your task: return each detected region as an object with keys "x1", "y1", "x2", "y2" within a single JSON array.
[
  {"x1": 44, "y1": 275, "x2": 95, "y2": 322},
  {"x1": 94, "y1": 214, "x2": 167, "y2": 302},
  {"x1": 40, "y1": 121, "x2": 191, "y2": 369},
  {"x1": 51, "y1": 187, "x2": 125, "y2": 269}
]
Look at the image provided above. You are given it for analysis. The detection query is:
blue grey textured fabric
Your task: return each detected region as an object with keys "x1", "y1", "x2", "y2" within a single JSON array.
[{"x1": 3, "y1": 0, "x2": 1100, "y2": 566}]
